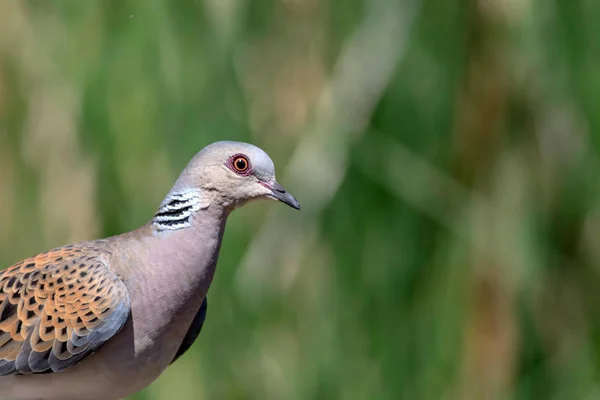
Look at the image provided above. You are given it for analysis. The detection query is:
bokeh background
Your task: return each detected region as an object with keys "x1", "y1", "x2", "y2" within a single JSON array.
[{"x1": 0, "y1": 0, "x2": 599, "y2": 399}]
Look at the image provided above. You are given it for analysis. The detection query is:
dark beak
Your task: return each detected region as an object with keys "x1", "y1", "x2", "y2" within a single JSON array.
[{"x1": 265, "y1": 181, "x2": 301, "y2": 210}]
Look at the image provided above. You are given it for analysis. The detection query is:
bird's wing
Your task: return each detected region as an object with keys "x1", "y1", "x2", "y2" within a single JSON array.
[
  {"x1": 0, "y1": 244, "x2": 130, "y2": 375},
  {"x1": 171, "y1": 297, "x2": 207, "y2": 364}
]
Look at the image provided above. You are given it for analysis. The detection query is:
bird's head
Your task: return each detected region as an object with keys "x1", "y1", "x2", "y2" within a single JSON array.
[{"x1": 173, "y1": 141, "x2": 300, "y2": 211}]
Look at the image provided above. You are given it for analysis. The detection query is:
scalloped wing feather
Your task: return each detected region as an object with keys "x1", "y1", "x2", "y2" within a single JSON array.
[{"x1": 0, "y1": 244, "x2": 130, "y2": 375}]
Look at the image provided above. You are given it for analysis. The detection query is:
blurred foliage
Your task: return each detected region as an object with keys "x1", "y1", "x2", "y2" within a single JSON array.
[{"x1": 1, "y1": 0, "x2": 600, "y2": 399}]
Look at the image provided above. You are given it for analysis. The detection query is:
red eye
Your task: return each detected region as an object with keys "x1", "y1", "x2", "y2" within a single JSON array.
[{"x1": 231, "y1": 155, "x2": 250, "y2": 174}]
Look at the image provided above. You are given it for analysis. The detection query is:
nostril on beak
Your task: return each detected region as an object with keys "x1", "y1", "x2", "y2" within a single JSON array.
[{"x1": 270, "y1": 181, "x2": 286, "y2": 193}]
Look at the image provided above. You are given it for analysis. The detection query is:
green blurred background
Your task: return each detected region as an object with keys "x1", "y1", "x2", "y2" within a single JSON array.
[{"x1": 1, "y1": 0, "x2": 600, "y2": 399}]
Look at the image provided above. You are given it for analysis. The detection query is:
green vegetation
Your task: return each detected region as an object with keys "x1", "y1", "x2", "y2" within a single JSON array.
[{"x1": 1, "y1": 0, "x2": 599, "y2": 399}]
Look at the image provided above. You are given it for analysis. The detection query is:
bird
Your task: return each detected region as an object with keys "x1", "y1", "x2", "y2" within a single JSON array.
[{"x1": 0, "y1": 141, "x2": 300, "y2": 400}]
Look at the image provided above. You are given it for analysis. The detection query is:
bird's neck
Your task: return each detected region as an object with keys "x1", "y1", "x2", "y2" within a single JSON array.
[
  {"x1": 150, "y1": 202, "x2": 229, "y2": 296},
  {"x1": 147, "y1": 188, "x2": 231, "y2": 298},
  {"x1": 120, "y1": 192, "x2": 231, "y2": 318},
  {"x1": 109, "y1": 202, "x2": 229, "y2": 359}
]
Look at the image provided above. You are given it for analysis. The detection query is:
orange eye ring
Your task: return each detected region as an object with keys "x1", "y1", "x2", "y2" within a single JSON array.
[{"x1": 231, "y1": 155, "x2": 250, "y2": 174}]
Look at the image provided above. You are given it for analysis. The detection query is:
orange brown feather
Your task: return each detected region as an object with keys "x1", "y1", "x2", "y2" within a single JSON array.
[{"x1": 0, "y1": 244, "x2": 130, "y2": 375}]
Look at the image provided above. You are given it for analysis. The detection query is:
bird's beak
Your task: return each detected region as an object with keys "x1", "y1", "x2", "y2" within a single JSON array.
[{"x1": 261, "y1": 181, "x2": 301, "y2": 210}]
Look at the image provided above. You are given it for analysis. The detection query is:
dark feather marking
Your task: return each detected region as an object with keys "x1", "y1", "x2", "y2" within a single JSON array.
[
  {"x1": 171, "y1": 297, "x2": 207, "y2": 364},
  {"x1": 161, "y1": 217, "x2": 191, "y2": 227},
  {"x1": 155, "y1": 205, "x2": 193, "y2": 219}
]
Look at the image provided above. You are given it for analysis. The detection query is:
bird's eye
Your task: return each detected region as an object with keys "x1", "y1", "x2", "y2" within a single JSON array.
[{"x1": 232, "y1": 155, "x2": 250, "y2": 173}]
